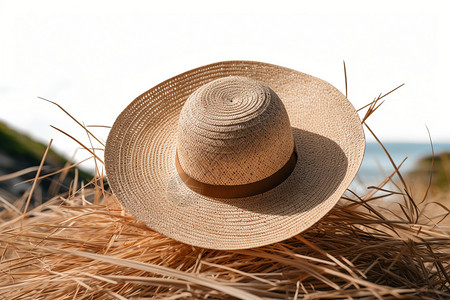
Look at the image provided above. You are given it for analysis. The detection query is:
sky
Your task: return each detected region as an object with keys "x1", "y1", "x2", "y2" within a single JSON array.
[{"x1": 1, "y1": 0, "x2": 450, "y2": 169}]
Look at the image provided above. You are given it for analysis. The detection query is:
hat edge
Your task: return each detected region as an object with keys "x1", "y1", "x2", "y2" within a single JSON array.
[{"x1": 104, "y1": 60, "x2": 366, "y2": 250}]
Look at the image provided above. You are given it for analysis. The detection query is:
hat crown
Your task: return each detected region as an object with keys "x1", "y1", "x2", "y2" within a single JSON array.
[{"x1": 176, "y1": 76, "x2": 295, "y2": 186}]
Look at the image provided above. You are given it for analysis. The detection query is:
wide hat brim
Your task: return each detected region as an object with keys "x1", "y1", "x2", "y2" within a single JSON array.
[{"x1": 105, "y1": 61, "x2": 365, "y2": 250}]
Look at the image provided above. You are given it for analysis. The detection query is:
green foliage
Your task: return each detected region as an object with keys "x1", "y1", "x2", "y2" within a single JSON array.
[
  {"x1": 409, "y1": 152, "x2": 450, "y2": 192},
  {"x1": 0, "y1": 121, "x2": 92, "y2": 181},
  {"x1": 0, "y1": 121, "x2": 64, "y2": 165}
]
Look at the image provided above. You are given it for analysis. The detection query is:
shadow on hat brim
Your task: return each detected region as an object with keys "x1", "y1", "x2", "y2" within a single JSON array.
[
  {"x1": 105, "y1": 61, "x2": 365, "y2": 250},
  {"x1": 166, "y1": 128, "x2": 348, "y2": 217}
]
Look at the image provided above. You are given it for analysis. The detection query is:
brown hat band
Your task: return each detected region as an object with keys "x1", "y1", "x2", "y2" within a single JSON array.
[{"x1": 175, "y1": 147, "x2": 298, "y2": 198}]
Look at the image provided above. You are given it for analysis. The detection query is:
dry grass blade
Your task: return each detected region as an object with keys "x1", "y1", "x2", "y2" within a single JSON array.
[
  {"x1": 365, "y1": 124, "x2": 408, "y2": 191},
  {"x1": 362, "y1": 157, "x2": 408, "y2": 202},
  {"x1": 421, "y1": 126, "x2": 435, "y2": 204},
  {"x1": 357, "y1": 83, "x2": 404, "y2": 113},
  {"x1": 0, "y1": 195, "x2": 21, "y2": 216},
  {"x1": 343, "y1": 60, "x2": 348, "y2": 99},
  {"x1": 83, "y1": 121, "x2": 100, "y2": 178},
  {"x1": 39, "y1": 97, "x2": 105, "y2": 147},
  {"x1": 50, "y1": 125, "x2": 104, "y2": 165},
  {"x1": 23, "y1": 139, "x2": 52, "y2": 214},
  {"x1": 86, "y1": 125, "x2": 112, "y2": 128},
  {"x1": 17, "y1": 157, "x2": 91, "y2": 185},
  {"x1": 0, "y1": 166, "x2": 44, "y2": 182}
]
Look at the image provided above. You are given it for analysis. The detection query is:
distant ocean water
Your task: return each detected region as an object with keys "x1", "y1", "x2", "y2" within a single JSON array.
[{"x1": 351, "y1": 142, "x2": 450, "y2": 193}]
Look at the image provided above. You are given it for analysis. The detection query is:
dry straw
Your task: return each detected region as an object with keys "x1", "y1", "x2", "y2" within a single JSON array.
[{"x1": 0, "y1": 71, "x2": 449, "y2": 299}]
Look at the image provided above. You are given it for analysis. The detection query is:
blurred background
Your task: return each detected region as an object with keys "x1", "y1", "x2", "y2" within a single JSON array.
[{"x1": 1, "y1": 0, "x2": 449, "y2": 200}]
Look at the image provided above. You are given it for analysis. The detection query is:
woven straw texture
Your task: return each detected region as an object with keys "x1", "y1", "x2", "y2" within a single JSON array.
[
  {"x1": 105, "y1": 61, "x2": 365, "y2": 250},
  {"x1": 177, "y1": 76, "x2": 294, "y2": 186}
]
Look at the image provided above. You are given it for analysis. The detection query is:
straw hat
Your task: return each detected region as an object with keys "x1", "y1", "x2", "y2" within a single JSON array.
[{"x1": 105, "y1": 61, "x2": 365, "y2": 250}]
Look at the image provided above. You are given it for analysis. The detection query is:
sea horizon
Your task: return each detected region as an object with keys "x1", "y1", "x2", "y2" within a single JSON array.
[{"x1": 351, "y1": 141, "x2": 450, "y2": 193}]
